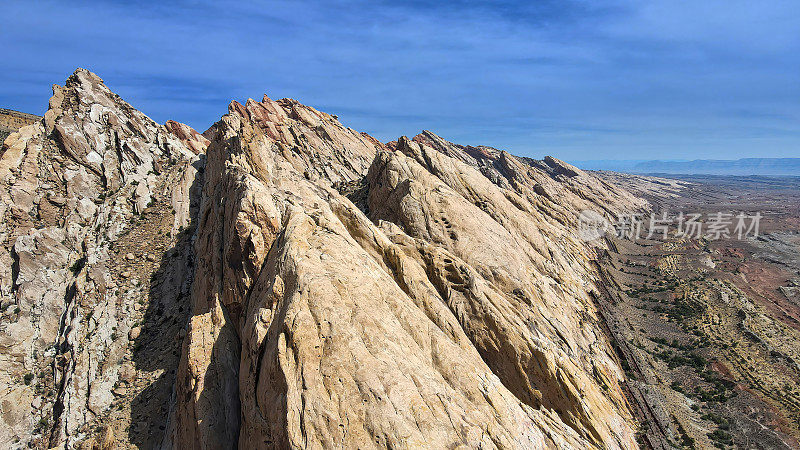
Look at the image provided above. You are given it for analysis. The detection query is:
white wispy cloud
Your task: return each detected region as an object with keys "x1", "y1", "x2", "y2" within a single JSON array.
[{"x1": 1, "y1": 0, "x2": 797, "y2": 159}]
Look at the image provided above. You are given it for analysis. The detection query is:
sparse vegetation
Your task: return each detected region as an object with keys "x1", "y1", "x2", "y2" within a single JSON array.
[{"x1": 707, "y1": 428, "x2": 733, "y2": 447}]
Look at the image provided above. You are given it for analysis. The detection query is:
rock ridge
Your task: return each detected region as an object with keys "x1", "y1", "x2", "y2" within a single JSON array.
[
  {"x1": 1, "y1": 69, "x2": 646, "y2": 449},
  {"x1": 0, "y1": 68, "x2": 206, "y2": 448}
]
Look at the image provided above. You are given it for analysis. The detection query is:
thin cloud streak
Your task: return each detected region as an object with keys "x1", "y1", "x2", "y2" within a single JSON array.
[{"x1": 0, "y1": 0, "x2": 798, "y2": 159}]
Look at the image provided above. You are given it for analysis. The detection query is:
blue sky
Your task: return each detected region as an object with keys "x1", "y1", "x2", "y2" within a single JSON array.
[{"x1": 1, "y1": 0, "x2": 798, "y2": 160}]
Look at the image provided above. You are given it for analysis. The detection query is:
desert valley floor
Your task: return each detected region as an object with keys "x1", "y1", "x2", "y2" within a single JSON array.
[{"x1": 594, "y1": 174, "x2": 800, "y2": 449}]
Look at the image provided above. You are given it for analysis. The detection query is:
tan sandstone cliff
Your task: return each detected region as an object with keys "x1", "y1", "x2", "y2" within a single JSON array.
[
  {"x1": 1, "y1": 69, "x2": 645, "y2": 449},
  {"x1": 0, "y1": 69, "x2": 206, "y2": 448}
]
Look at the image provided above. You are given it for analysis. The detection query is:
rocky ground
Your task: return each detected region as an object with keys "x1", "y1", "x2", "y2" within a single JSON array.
[{"x1": 593, "y1": 174, "x2": 800, "y2": 449}]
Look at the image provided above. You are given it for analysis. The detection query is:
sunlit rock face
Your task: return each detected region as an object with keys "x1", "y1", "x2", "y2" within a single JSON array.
[
  {"x1": 169, "y1": 98, "x2": 641, "y2": 448},
  {"x1": 0, "y1": 69, "x2": 204, "y2": 449},
  {"x1": 1, "y1": 70, "x2": 643, "y2": 449}
]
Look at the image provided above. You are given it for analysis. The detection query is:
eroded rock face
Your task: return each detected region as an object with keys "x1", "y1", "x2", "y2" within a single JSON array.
[
  {"x1": 366, "y1": 138, "x2": 641, "y2": 447},
  {"x1": 410, "y1": 130, "x2": 647, "y2": 224},
  {"x1": 168, "y1": 102, "x2": 641, "y2": 447},
  {"x1": 2, "y1": 70, "x2": 644, "y2": 449},
  {"x1": 0, "y1": 69, "x2": 205, "y2": 449}
]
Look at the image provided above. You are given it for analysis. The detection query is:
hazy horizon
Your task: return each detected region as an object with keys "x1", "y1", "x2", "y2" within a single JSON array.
[{"x1": 571, "y1": 156, "x2": 800, "y2": 176}]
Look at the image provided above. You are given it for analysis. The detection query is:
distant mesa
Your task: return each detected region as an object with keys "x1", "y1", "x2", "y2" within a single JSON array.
[
  {"x1": 0, "y1": 108, "x2": 40, "y2": 131},
  {"x1": 0, "y1": 108, "x2": 41, "y2": 144}
]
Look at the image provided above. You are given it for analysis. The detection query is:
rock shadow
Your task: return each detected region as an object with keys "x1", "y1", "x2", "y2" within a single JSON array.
[{"x1": 129, "y1": 156, "x2": 204, "y2": 448}]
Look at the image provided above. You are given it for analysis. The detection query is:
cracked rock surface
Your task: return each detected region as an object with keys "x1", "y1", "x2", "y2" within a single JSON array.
[
  {"x1": 2, "y1": 70, "x2": 645, "y2": 449},
  {"x1": 0, "y1": 69, "x2": 204, "y2": 449}
]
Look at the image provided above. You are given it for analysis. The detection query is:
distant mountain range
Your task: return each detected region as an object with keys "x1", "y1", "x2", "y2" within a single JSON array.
[{"x1": 573, "y1": 158, "x2": 800, "y2": 176}]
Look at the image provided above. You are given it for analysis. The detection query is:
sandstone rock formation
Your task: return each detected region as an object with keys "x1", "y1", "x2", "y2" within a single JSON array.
[
  {"x1": 0, "y1": 69, "x2": 205, "y2": 448},
  {"x1": 1, "y1": 70, "x2": 647, "y2": 449},
  {"x1": 167, "y1": 97, "x2": 643, "y2": 447}
]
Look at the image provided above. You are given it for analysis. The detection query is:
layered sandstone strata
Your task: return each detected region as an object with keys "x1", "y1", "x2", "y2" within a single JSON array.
[
  {"x1": 1, "y1": 70, "x2": 645, "y2": 449},
  {"x1": 0, "y1": 69, "x2": 205, "y2": 448},
  {"x1": 167, "y1": 96, "x2": 641, "y2": 448}
]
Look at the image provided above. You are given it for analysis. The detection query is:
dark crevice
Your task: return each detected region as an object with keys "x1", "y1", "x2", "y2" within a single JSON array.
[
  {"x1": 334, "y1": 176, "x2": 370, "y2": 216},
  {"x1": 49, "y1": 281, "x2": 77, "y2": 447},
  {"x1": 129, "y1": 157, "x2": 204, "y2": 447},
  {"x1": 10, "y1": 247, "x2": 20, "y2": 293}
]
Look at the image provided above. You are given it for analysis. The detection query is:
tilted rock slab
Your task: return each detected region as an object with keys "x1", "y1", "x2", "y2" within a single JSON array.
[
  {"x1": 0, "y1": 69, "x2": 205, "y2": 448},
  {"x1": 168, "y1": 98, "x2": 639, "y2": 447}
]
